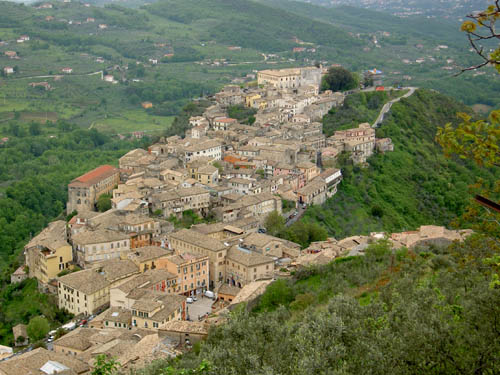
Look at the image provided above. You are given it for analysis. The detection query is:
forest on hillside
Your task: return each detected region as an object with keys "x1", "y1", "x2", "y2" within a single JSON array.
[{"x1": 304, "y1": 89, "x2": 499, "y2": 238}]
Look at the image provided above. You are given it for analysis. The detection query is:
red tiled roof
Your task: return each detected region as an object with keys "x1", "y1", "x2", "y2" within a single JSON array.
[
  {"x1": 216, "y1": 117, "x2": 237, "y2": 123},
  {"x1": 69, "y1": 165, "x2": 118, "y2": 187}
]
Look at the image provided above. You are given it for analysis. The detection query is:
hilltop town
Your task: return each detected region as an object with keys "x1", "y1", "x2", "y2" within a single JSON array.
[{"x1": 0, "y1": 65, "x2": 477, "y2": 374}]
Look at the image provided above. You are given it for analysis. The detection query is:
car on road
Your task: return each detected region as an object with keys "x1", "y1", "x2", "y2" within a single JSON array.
[
  {"x1": 258, "y1": 228, "x2": 267, "y2": 233},
  {"x1": 47, "y1": 336, "x2": 54, "y2": 343},
  {"x1": 186, "y1": 297, "x2": 194, "y2": 304},
  {"x1": 192, "y1": 295, "x2": 197, "y2": 301}
]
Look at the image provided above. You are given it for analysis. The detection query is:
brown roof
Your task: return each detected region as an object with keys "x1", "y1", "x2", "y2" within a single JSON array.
[
  {"x1": 160, "y1": 320, "x2": 209, "y2": 335},
  {"x1": 243, "y1": 232, "x2": 299, "y2": 249},
  {"x1": 296, "y1": 177, "x2": 326, "y2": 196},
  {"x1": 164, "y1": 252, "x2": 206, "y2": 266},
  {"x1": 25, "y1": 220, "x2": 69, "y2": 251},
  {"x1": 53, "y1": 329, "x2": 96, "y2": 352},
  {"x1": 71, "y1": 228, "x2": 129, "y2": 245},
  {"x1": 58, "y1": 269, "x2": 110, "y2": 295},
  {"x1": 104, "y1": 307, "x2": 132, "y2": 324},
  {"x1": 68, "y1": 165, "x2": 118, "y2": 188},
  {"x1": 126, "y1": 246, "x2": 172, "y2": 263},
  {"x1": 226, "y1": 246, "x2": 275, "y2": 267},
  {"x1": 217, "y1": 283, "x2": 241, "y2": 297},
  {"x1": 93, "y1": 259, "x2": 139, "y2": 283},
  {"x1": 0, "y1": 347, "x2": 89, "y2": 375},
  {"x1": 169, "y1": 229, "x2": 227, "y2": 252}
]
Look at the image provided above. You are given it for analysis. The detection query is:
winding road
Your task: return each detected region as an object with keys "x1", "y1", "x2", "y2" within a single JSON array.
[
  {"x1": 372, "y1": 87, "x2": 417, "y2": 128},
  {"x1": 6, "y1": 71, "x2": 104, "y2": 81}
]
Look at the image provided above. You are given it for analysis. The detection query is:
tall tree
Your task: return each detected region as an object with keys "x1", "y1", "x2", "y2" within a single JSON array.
[
  {"x1": 26, "y1": 316, "x2": 49, "y2": 342},
  {"x1": 321, "y1": 66, "x2": 358, "y2": 92}
]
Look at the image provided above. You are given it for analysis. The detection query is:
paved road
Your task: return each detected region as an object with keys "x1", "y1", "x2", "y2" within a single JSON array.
[
  {"x1": 186, "y1": 297, "x2": 214, "y2": 321},
  {"x1": 285, "y1": 205, "x2": 306, "y2": 227},
  {"x1": 372, "y1": 87, "x2": 416, "y2": 127}
]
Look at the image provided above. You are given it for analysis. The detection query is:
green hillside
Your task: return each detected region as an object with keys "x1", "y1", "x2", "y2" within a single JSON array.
[
  {"x1": 145, "y1": 0, "x2": 360, "y2": 52},
  {"x1": 304, "y1": 89, "x2": 499, "y2": 238}
]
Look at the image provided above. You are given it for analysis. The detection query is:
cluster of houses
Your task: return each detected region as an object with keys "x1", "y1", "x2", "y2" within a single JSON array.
[{"x1": 2, "y1": 65, "x2": 399, "y2": 373}]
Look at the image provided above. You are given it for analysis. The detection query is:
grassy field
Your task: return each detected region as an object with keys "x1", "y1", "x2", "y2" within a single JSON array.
[{"x1": 91, "y1": 110, "x2": 174, "y2": 134}]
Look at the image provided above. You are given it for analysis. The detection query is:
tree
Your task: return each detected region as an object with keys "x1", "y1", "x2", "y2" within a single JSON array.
[
  {"x1": 26, "y1": 316, "x2": 49, "y2": 342},
  {"x1": 92, "y1": 354, "x2": 120, "y2": 375},
  {"x1": 264, "y1": 210, "x2": 285, "y2": 236},
  {"x1": 321, "y1": 66, "x2": 358, "y2": 92},
  {"x1": 29, "y1": 122, "x2": 42, "y2": 136},
  {"x1": 96, "y1": 193, "x2": 112, "y2": 212},
  {"x1": 459, "y1": 2, "x2": 500, "y2": 73},
  {"x1": 437, "y1": 3, "x2": 500, "y2": 237}
]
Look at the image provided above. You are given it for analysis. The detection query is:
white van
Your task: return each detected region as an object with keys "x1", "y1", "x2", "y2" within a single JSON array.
[{"x1": 204, "y1": 290, "x2": 214, "y2": 299}]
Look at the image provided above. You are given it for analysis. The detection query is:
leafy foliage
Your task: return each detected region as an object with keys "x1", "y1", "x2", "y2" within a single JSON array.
[
  {"x1": 92, "y1": 354, "x2": 120, "y2": 375},
  {"x1": 264, "y1": 211, "x2": 328, "y2": 248},
  {"x1": 97, "y1": 193, "x2": 112, "y2": 212},
  {"x1": 26, "y1": 315, "x2": 49, "y2": 342},
  {"x1": 321, "y1": 66, "x2": 358, "y2": 92}
]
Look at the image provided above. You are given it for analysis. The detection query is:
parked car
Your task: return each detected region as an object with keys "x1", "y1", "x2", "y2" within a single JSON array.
[
  {"x1": 258, "y1": 228, "x2": 267, "y2": 233},
  {"x1": 79, "y1": 319, "x2": 87, "y2": 326},
  {"x1": 204, "y1": 290, "x2": 215, "y2": 299},
  {"x1": 62, "y1": 322, "x2": 76, "y2": 331},
  {"x1": 186, "y1": 297, "x2": 194, "y2": 304},
  {"x1": 192, "y1": 295, "x2": 197, "y2": 301},
  {"x1": 47, "y1": 336, "x2": 54, "y2": 343}
]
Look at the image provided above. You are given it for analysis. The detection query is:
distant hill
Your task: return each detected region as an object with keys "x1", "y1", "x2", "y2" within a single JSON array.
[
  {"x1": 144, "y1": 0, "x2": 360, "y2": 53},
  {"x1": 260, "y1": 0, "x2": 464, "y2": 45}
]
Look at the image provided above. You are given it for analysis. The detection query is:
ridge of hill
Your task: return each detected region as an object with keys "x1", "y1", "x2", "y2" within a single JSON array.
[{"x1": 260, "y1": 0, "x2": 462, "y2": 43}]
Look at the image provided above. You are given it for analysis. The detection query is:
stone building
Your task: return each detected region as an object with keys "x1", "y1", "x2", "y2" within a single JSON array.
[{"x1": 67, "y1": 165, "x2": 120, "y2": 214}]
